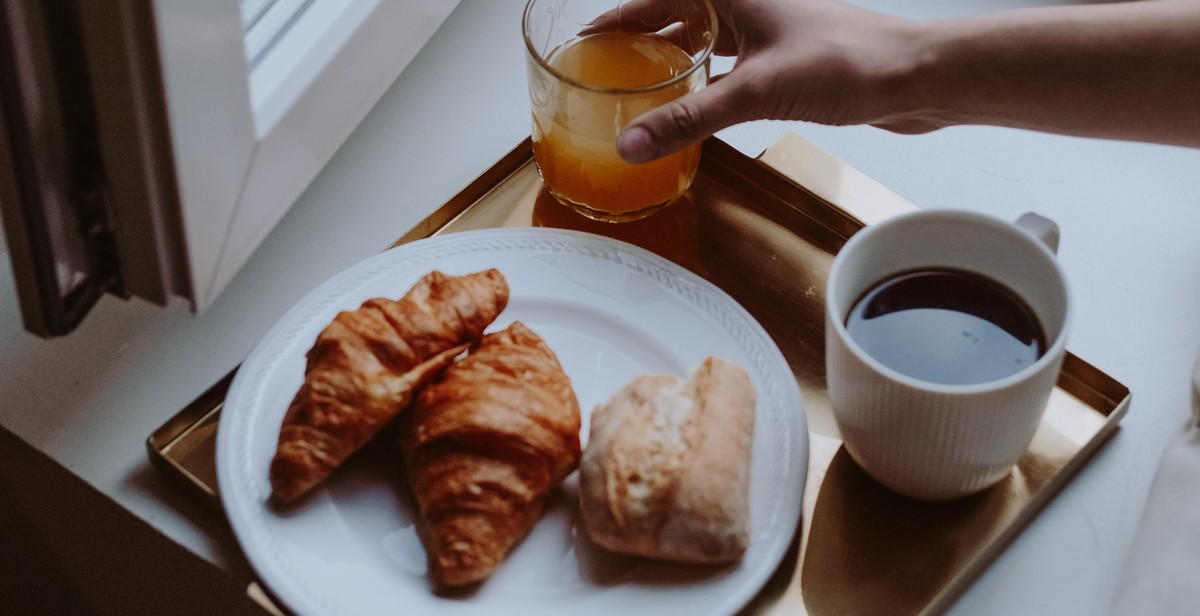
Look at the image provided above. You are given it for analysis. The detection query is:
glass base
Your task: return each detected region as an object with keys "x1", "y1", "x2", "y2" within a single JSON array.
[{"x1": 545, "y1": 187, "x2": 677, "y2": 223}]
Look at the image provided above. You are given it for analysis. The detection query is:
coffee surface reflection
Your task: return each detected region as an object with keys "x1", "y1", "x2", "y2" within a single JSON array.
[{"x1": 845, "y1": 268, "x2": 1046, "y2": 385}]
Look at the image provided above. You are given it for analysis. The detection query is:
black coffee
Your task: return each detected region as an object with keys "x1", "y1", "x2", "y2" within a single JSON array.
[{"x1": 845, "y1": 268, "x2": 1046, "y2": 385}]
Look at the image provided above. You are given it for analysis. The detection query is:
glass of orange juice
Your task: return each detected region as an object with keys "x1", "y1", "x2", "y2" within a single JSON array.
[{"x1": 523, "y1": 0, "x2": 717, "y2": 222}]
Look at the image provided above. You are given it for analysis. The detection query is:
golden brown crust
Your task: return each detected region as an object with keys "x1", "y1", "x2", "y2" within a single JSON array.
[
  {"x1": 579, "y1": 356, "x2": 755, "y2": 563},
  {"x1": 269, "y1": 269, "x2": 509, "y2": 506},
  {"x1": 401, "y1": 322, "x2": 581, "y2": 589}
]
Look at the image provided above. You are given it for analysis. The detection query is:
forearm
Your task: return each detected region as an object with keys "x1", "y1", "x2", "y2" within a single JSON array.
[{"x1": 897, "y1": 0, "x2": 1200, "y2": 147}]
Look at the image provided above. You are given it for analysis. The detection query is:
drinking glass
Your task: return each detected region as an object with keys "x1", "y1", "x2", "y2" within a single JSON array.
[{"x1": 523, "y1": 0, "x2": 717, "y2": 222}]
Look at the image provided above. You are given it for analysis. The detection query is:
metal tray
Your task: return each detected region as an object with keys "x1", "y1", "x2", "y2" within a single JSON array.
[{"x1": 148, "y1": 134, "x2": 1130, "y2": 616}]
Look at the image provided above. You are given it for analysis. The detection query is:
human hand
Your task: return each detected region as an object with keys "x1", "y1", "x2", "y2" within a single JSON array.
[{"x1": 610, "y1": 0, "x2": 933, "y2": 163}]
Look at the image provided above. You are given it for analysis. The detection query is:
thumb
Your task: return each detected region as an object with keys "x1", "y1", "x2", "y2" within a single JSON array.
[{"x1": 616, "y1": 74, "x2": 746, "y2": 163}]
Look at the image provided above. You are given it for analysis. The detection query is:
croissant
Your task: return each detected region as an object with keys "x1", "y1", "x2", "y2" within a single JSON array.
[
  {"x1": 401, "y1": 321, "x2": 581, "y2": 589},
  {"x1": 269, "y1": 269, "x2": 509, "y2": 505}
]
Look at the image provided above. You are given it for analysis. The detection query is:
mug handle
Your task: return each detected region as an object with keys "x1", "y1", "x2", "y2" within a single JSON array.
[{"x1": 1016, "y1": 212, "x2": 1060, "y2": 255}]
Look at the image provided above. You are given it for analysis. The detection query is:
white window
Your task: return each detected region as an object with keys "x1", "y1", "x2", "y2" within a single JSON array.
[
  {"x1": 156, "y1": 0, "x2": 461, "y2": 310},
  {"x1": 0, "y1": 0, "x2": 460, "y2": 335}
]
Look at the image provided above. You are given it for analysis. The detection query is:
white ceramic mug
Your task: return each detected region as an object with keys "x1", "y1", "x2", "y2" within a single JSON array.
[{"x1": 825, "y1": 210, "x2": 1070, "y2": 500}]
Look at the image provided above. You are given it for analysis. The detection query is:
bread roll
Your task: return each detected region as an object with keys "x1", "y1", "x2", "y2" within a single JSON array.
[{"x1": 579, "y1": 356, "x2": 755, "y2": 563}]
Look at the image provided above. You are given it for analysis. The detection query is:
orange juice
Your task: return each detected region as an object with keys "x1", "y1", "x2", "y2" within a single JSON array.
[{"x1": 529, "y1": 31, "x2": 705, "y2": 220}]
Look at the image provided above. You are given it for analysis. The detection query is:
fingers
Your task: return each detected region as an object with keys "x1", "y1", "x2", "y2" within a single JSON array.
[
  {"x1": 583, "y1": 0, "x2": 731, "y2": 56},
  {"x1": 617, "y1": 73, "x2": 750, "y2": 163},
  {"x1": 582, "y1": 0, "x2": 681, "y2": 36}
]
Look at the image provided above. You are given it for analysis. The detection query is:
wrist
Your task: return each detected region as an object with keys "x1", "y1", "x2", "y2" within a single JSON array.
[
  {"x1": 865, "y1": 18, "x2": 960, "y2": 133},
  {"x1": 857, "y1": 1, "x2": 1200, "y2": 146}
]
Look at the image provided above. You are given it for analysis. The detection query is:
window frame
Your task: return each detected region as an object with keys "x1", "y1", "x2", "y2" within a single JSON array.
[{"x1": 152, "y1": 0, "x2": 462, "y2": 309}]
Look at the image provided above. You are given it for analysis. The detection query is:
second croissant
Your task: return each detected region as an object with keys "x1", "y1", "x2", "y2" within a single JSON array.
[{"x1": 400, "y1": 321, "x2": 582, "y2": 590}]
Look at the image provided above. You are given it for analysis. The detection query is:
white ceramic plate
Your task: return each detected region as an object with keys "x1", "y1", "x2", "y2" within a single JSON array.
[{"x1": 217, "y1": 228, "x2": 807, "y2": 616}]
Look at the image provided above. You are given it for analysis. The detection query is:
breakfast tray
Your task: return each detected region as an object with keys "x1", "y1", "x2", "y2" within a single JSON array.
[{"x1": 147, "y1": 133, "x2": 1130, "y2": 616}]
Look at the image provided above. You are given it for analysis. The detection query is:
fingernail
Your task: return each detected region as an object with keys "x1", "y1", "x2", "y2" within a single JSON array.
[{"x1": 617, "y1": 126, "x2": 655, "y2": 163}]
